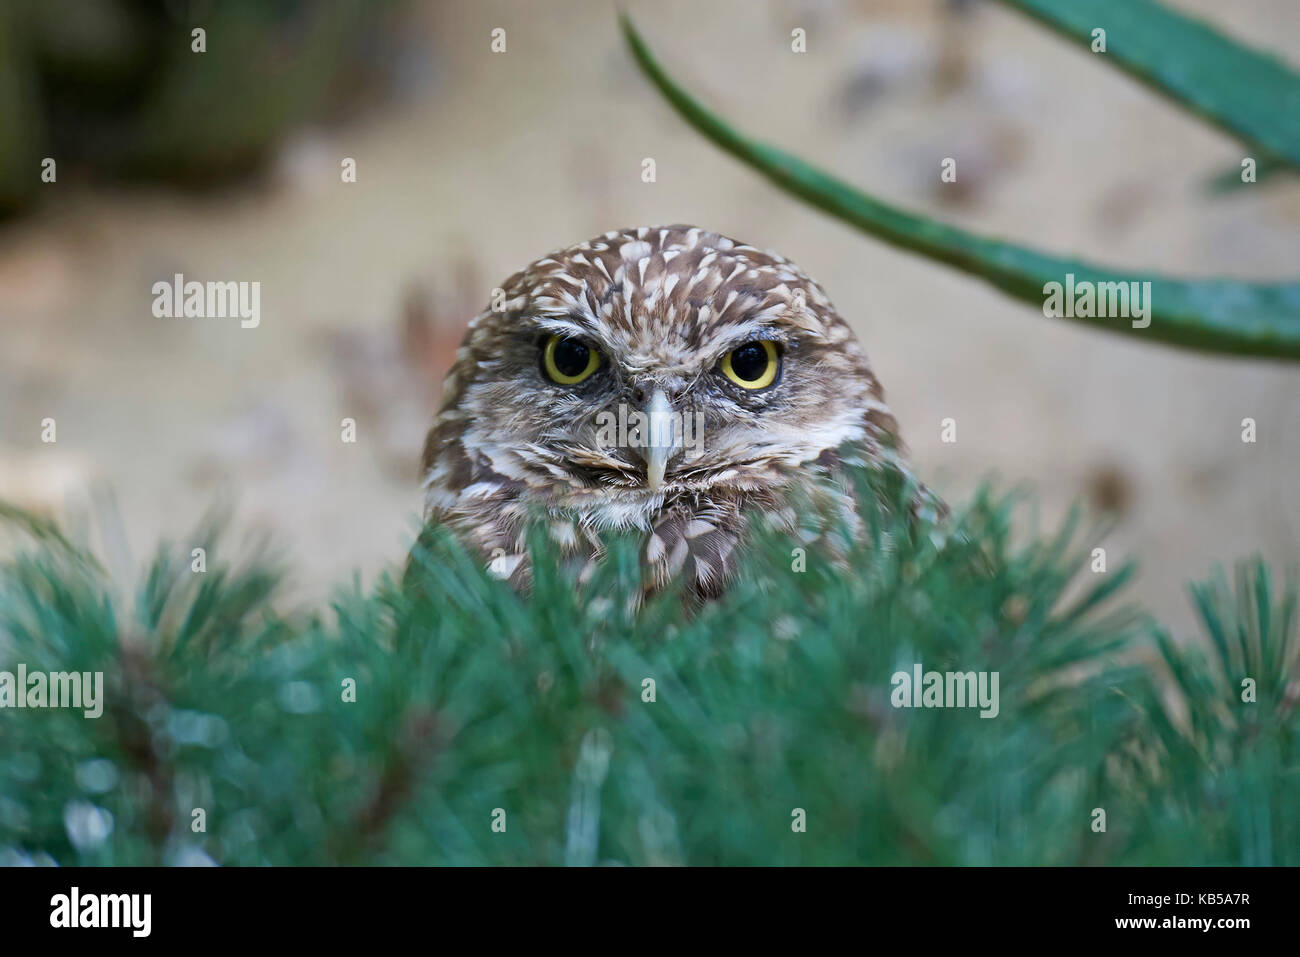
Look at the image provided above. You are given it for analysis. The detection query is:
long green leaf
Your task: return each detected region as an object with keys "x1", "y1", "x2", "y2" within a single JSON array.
[
  {"x1": 1208, "y1": 155, "x2": 1288, "y2": 194},
  {"x1": 621, "y1": 15, "x2": 1300, "y2": 360},
  {"x1": 1000, "y1": 0, "x2": 1300, "y2": 170}
]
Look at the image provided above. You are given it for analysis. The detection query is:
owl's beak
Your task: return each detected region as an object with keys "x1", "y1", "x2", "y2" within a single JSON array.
[{"x1": 642, "y1": 388, "x2": 680, "y2": 492}]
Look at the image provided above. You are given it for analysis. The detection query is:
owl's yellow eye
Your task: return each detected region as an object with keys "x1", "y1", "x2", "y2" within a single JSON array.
[
  {"x1": 542, "y1": 334, "x2": 600, "y2": 385},
  {"x1": 720, "y1": 340, "x2": 780, "y2": 390}
]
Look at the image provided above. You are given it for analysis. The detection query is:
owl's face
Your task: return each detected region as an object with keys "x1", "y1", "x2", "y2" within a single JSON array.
[{"x1": 425, "y1": 226, "x2": 897, "y2": 532}]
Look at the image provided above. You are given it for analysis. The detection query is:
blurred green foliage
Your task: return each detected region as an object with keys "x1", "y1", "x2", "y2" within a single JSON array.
[
  {"x1": 0, "y1": 461, "x2": 1294, "y2": 865},
  {"x1": 0, "y1": 0, "x2": 392, "y2": 215},
  {"x1": 1002, "y1": 0, "x2": 1300, "y2": 171}
]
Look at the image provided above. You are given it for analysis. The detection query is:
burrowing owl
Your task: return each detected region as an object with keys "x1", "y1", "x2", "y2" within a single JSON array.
[{"x1": 420, "y1": 225, "x2": 937, "y2": 600}]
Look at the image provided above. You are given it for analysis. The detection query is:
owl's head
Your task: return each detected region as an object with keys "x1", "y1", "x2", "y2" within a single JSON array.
[{"x1": 424, "y1": 225, "x2": 898, "y2": 527}]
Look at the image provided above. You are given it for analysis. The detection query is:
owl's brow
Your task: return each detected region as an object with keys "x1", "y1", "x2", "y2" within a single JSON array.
[
  {"x1": 701, "y1": 320, "x2": 790, "y2": 358},
  {"x1": 528, "y1": 313, "x2": 601, "y2": 341}
]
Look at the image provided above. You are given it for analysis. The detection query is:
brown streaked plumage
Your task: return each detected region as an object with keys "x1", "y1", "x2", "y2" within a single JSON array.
[{"x1": 420, "y1": 225, "x2": 939, "y2": 600}]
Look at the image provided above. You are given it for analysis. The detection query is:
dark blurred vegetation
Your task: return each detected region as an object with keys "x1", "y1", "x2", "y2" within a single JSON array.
[{"x1": 0, "y1": 0, "x2": 405, "y2": 215}]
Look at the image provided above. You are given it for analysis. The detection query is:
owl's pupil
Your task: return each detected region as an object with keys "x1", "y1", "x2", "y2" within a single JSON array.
[
  {"x1": 553, "y1": 339, "x2": 590, "y2": 376},
  {"x1": 731, "y1": 343, "x2": 768, "y2": 381}
]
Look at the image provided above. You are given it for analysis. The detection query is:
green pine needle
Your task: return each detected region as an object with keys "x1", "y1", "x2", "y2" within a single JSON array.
[{"x1": 1, "y1": 461, "x2": 1294, "y2": 865}]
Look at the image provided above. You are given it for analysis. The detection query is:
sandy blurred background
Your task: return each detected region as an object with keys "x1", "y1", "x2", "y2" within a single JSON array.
[{"x1": 0, "y1": 0, "x2": 1296, "y2": 634}]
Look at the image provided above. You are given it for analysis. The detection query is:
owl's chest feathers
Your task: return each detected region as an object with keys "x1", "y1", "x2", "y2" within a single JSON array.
[
  {"x1": 429, "y1": 447, "x2": 856, "y2": 595},
  {"x1": 439, "y1": 477, "x2": 778, "y2": 548}
]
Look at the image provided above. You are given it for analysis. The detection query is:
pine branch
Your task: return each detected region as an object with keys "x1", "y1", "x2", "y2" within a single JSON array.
[{"x1": 0, "y1": 467, "x2": 1296, "y2": 865}]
